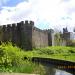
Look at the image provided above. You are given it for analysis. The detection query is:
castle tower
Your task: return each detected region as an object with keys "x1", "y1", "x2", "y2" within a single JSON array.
[
  {"x1": 23, "y1": 20, "x2": 34, "y2": 50},
  {"x1": 47, "y1": 29, "x2": 54, "y2": 46},
  {"x1": 12, "y1": 23, "x2": 17, "y2": 45},
  {"x1": 16, "y1": 20, "x2": 34, "y2": 50}
]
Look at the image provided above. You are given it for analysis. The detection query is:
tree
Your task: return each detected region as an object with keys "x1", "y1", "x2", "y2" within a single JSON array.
[{"x1": 54, "y1": 33, "x2": 62, "y2": 46}]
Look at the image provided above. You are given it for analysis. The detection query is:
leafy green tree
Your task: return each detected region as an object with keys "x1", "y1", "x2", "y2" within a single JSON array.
[{"x1": 54, "y1": 33, "x2": 62, "y2": 46}]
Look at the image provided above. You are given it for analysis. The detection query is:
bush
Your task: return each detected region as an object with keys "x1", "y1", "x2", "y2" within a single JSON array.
[
  {"x1": 0, "y1": 43, "x2": 46, "y2": 74},
  {"x1": 0, "y1": 42, "x2": 25, "y2": 68}
]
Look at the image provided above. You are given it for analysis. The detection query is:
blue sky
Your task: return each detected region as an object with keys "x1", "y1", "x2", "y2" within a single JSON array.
[
  {"x1": 0, "y1": 0, "x2": 28, "y2": 7},
  {"x1": 0, "y1": 0, "x2": 75, "y2": 31},
  {"x1": 2, "y1": 0, "x2": 26, "y2": 7}
]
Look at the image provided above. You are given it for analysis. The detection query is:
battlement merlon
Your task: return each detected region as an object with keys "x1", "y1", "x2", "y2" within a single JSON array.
[
  {"x1": 25, "y1": 20, "x2": 34, "y2": 26},
  {"x1": 7, "y1": 24, "x2": 11, "y2": 27},
  {"x1": 20, "y1": 21, "x2": 24, "y2": 25},
  {"x1": 29, "y1": 21, "x2": 34, "y2": 26},
  {"x1": 12, "y1": 23, "x2": 16, "y2": 28},
  {"x1": 7, "y1": 24, "x2": 12, "y2": 30},
  {"x1": 18, "y1": 21, "x2": 25, "y2": 28},
  {"x1": 2, "y1": 25, "x2": 7, "y2": 31}
]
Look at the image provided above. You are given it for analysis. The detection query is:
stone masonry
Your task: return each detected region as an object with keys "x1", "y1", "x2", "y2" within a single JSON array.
[{"x1": 0, "y1": 20, "x2": 54, "y2": 50}]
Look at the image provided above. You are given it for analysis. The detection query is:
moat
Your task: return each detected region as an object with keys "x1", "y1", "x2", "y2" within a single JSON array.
[
  {"x1": 54, "y1": 69, "x2": 72, "y2": 75},
  {"x1": 43, "y1": 65, "x2": 73, "y2": 75},
  {"x1": 32, "y1": 57, "x2": 75, "y2": 75}
]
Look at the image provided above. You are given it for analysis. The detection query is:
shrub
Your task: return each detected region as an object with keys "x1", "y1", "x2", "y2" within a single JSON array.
[
  {"x1": 0, "y1": 42, "x2": 25, "y2": 68},
  {"x1": 0, "y1": 43, "x2": 46, "y2": 74}
]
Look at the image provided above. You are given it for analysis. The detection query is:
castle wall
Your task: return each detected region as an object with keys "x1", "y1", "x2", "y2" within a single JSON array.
[
  {"x1": 21, "y1": 21, "x2": 34, "y2": 50},
  {"x1": 47, "y1": 29, "x2": 55, "y2": 46},
  {"x1": 0, "y1": 20, "x2": 54, "y2": 50},
  {"x1": 0, "y1": 20, "x2": 34, "y2": 50},
  {"x1": 32, "y1": 27, "x2": 48, "y2": 48}
]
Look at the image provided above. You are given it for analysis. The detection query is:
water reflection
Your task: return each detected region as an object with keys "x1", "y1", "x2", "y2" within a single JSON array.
[
  {"x1": 44, "y1": 66, "x2": 56, "y2": 75},
  {"x1": 55, "y1": 69, "x2": 73, "y2": 75},
  {"x1": 44, "y1": 66, "x2": 73, "y2": 75}
]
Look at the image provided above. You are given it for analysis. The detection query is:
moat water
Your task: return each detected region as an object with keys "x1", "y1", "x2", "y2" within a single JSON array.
[
  {"x1": 55, "y1": 69, "x2": 73, "y2": 75},
  {"x1": 44, "y1": 66, "x2": 73, "y2": 75}
]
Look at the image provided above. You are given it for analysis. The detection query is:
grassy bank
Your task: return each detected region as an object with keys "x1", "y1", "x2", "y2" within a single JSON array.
[
  {"x1": 0, "y1": 43, "x2": 45, "y2": 75},
  {"x1": 0, "y1": 43, "x2": 75, "y2": 74},
  {"x1": 24, "y1": 46, "x2": 75, "y2": 62}
]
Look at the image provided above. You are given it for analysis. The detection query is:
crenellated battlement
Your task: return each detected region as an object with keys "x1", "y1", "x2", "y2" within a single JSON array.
[
  {"x1": 0, "y1": 20, "x2": 53, "y2": 50},
  {"x1": 25, "y1": 20, "x2": 34, "y2": 26},
  {"x1": 0, "y1": 20, "x2": 34, "y2": 30},
  {"x1": 0, "y1": 20, "x2": 34, "y2": 50}
]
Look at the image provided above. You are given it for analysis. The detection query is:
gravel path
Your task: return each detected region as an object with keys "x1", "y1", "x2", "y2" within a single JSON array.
[{"x1": 0, "y1": 73, "x2": 39, "y2": 75}]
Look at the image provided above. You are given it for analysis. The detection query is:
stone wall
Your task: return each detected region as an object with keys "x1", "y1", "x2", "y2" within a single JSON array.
[
  {"x1": 0, "y1": 20, "x2": 51, "y2": 50},
  {"x1": 0, "y1": 20, "x2": 34, "y2": 50},
  {"x1": 0, "y1": 20, "x2": 69, "y2": 50},
  {"x1": 32, "y1": 27, "x2": 48, "y2": 48},
  {"x1": 47, "y1": 29, "x2": 55, "y2": 46}
]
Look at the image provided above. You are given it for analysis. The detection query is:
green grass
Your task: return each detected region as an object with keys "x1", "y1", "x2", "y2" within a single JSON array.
[
  {"x1": 0, "y1": 43, "x2": 46, "y2": 75},
  {"x1": 0, "y1": 43, "x2": 75, "y2": 74},
  {"x1": 24, "y1": 46, "x2": 75, "y2": 62}
]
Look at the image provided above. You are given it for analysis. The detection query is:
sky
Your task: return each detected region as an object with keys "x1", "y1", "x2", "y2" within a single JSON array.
[{"x1": 0, "y1": 0, "x2": 75, "y2": 32}]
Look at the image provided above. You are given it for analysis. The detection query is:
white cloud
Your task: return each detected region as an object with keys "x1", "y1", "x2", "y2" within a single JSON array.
[
  {"x1": 0, "y1": 1, "x2": 32, "y2": 24},
  {"x1": 0, "y1": 0, "x2": 75, "y2": 31}
]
